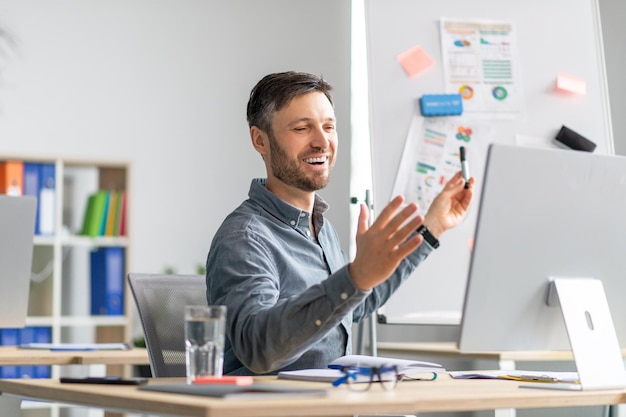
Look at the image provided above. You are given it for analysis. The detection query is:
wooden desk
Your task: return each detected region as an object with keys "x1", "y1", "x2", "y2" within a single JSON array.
[
  {"x1": 376, "y1": 341, "x2": 582, "y2": 368},
  {"x1": 0, "y1": 375, "x2": 625, "y2": 417},
  {"x1": 376, "y1": 342, "x2": 626, "y2": 417},
  {"x1": 0, "y1": 346, "x2": 150, "y2": 415},
  {"x1": 379, "y1": 341, "x2": 626, "y2": 360},
  {"x1": 0, "y1": 346, "x2": 149, "y2": 367}
]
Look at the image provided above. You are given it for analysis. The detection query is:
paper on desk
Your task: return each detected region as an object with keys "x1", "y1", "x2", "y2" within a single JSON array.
[
  {"x1": 19, "y1": 343, "x2": 130, "y2": 351},
  {"x1": 449, "y1": 370, "x2": 579, "y2": 383},
  {"x1": 277, "y1": 368, "x2": 345, "y2": 382},
  {"x1": 278, "y1": 355, "x2": 445, "y2": 383},
  {"x1": 328, "y1": 354, "x2": 444, "y2": 373},
  {"x1": 278, "y1": 368, "x2": 428, "y2": 384}
]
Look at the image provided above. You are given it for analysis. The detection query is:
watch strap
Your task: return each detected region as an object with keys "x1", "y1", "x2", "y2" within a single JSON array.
[{"x1": 417, "y1": 225, "x2": 440, "y2": 249}]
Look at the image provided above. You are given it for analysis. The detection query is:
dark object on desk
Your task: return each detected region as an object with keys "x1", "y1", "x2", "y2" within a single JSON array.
[
  {"x1": 140, "y1": 382, "x2": 328, "y2": 400},
  {"x1": 60, "y1": 376, "x2": 148, "y2": 385},
  {"x1": 554, "y1": 125, "x2": 596, "y2": 152}
]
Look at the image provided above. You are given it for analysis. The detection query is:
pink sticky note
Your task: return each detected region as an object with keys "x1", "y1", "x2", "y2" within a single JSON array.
[
  {"x1": 397, "y1": 45, "x2": 434, "y2": 77},
  {"x1": 555, "y1": 72, "x2": 587, "y2": 95}
]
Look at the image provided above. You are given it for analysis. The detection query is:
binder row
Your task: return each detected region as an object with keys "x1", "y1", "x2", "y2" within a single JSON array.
[
  {"x1": 81, "y1": 189, "x2": 128, "y2": 237},
  {"x1": 0, "y1": 160, "x2": 56, "y2": 235},
  {"x1": 0, "y1": 327, "x2": 52, "y2": 378}
]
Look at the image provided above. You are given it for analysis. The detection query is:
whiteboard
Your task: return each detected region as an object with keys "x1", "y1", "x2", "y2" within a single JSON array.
[{"x1": 365, "y1": 0, "x2": 613, "y2": 324}]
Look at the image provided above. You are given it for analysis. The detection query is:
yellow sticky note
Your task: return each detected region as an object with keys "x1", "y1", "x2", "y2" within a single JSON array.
[
  {"x1": 555, "y1": 72, "x2": 587, "y2": 95},
  {"x1": 397, "y1": 45, "x2": 434, "y2": 77}
]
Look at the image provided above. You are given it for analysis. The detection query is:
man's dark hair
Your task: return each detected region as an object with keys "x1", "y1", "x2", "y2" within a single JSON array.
[{"x1": 246, "y1": 71, "x2": 334, "y2": 133}]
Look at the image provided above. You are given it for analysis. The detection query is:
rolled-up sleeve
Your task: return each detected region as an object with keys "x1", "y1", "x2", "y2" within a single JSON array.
[{"x1": 207, "y1": 226, "x2": 369, "y2": 374}]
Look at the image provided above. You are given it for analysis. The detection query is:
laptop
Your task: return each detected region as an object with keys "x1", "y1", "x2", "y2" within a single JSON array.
[{"x1": 0, "y1": 195, "x2": 37, "y2": 328}]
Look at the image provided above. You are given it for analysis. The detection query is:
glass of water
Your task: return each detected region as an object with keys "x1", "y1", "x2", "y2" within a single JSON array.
[{"x1": 184, "y1": 305, "x2": 226, "y2": 384}]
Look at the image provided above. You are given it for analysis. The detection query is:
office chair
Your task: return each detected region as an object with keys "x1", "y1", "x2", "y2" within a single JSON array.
[{"x1": 128, "y1": 272, "x2": 207, "y2": 377}]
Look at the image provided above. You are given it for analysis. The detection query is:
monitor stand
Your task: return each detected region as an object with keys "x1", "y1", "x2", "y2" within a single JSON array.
[{"x1": 526, "y1": 278, "x2": 626, "y2": 391}]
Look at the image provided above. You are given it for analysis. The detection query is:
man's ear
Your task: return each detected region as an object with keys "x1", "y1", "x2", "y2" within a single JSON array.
[{"x1": 250, "y1": 126, "x2": 269, "y2": 156}]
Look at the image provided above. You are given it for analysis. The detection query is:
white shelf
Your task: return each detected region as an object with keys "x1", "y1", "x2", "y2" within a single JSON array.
[
  {"x1": 61, "y1": 235, "x2": 130, "y2": 247},
  {"x1": 34, "y1": 235, "x2": 129, "y2": 248},
  {"x1": 26, "y1": 316, "x2": 129, "y2": 328},
  {"x1": 33, "y1": 236, "x2": 55, "y2": 246},
  {"x1": 2, "y1": 155, "x2": 132, "y2": 347}
]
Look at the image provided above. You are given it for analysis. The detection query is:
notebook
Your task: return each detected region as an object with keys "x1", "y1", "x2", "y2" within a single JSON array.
[
  {"x1": 0, "y1": 195, "x2": 37, "y2": 328},
  {"x1": 139, "y1": 382, "x2": 328, "y2": 400},
  {"x1": 277, "y1": 354, "x2": 444, "y2": 382}
]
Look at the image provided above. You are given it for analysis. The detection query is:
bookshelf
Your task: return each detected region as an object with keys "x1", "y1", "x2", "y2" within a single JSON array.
[{"x1": 0, "y1": 155, "x2": 132, "y2": 375}]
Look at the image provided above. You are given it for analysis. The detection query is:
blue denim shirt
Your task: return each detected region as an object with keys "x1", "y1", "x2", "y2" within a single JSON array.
[{"x1": 206, "y1": 179, "x2": 433, "y2": 375}]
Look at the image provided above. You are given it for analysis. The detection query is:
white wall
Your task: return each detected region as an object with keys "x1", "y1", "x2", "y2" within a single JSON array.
[
  {"x1": 0, "y1": 0, "x2": 352, "y2": 276},
  {"x1": 601, "y1": 0, "x2": 626, "y2": 156}
]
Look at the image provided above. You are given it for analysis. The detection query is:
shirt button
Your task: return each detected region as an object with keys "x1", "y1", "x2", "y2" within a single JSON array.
[
  {"x1": 315, "y1": 320, "x2": 322, "y2": 327},
  {"x1": 290, "y1": 220, "x2": 296, "y2": 226},
  {"x1": 300, "y1": 212, "x2": 306, "y2": 217},
  {"x1": 306, "y1": 230, "x2": 311, "y2": 237},
  {"x1": 340, "y1": 293, "x2": 348, "y2": 300}
]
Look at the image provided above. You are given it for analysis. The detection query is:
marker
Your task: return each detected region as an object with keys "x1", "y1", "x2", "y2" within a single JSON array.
[
  {"x1": 459, "y1": 146, "x2": 470, "y2": 189},
  {"x1": 193, "y1": 376, "x2": 254, "y2": 385}
]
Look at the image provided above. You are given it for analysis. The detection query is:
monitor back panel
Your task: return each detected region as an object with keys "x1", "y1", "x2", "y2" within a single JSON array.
[
  {"x1": 458, "y1": 144, "x2": 626, "y2": 351},
  {"x1": 0, "y1": 195, "x2": 37, "y2": 328}
]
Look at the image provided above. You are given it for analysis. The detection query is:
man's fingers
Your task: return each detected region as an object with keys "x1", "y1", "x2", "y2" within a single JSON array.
[
  {"x1": 396, "y1": 233, "x2": 423, "y2": 259},
  {"x1": 380, "y1": 202, "x2": 419, "y2": 235},
  {"x1": 386, "y1": 214, "x2": 423, "y2": 249},
  {"x1": 356, "y1": 203, "x2": 369, "y2": 236},
  {"x1": 371, "y1": 195, "x2": 405, "y2": 228}
]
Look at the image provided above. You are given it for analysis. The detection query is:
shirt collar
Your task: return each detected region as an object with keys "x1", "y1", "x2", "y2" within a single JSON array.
[{"x1": 248, "y1": 178, "x2": 329, "y2": 229}]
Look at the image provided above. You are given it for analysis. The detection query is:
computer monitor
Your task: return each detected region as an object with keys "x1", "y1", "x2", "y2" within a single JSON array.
[
  {"x1": 458, "y1": 144, "x2": 626, "y2": 352},
  {"x1": 0, "y1": 195, "x2": 37, "y2": 328}
]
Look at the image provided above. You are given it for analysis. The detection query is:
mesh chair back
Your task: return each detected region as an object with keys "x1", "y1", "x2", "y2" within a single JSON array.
[{"x1": 128, "y1": 273, "x2": 207, "y2": 377}]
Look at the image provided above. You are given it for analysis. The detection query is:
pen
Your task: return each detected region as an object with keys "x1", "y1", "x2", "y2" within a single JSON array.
[
  {"x1": 498, "y1": 375, "x2": 560, "y2": 383},
  {"x1": 459, "y1": 146, "x2": 470, "y2": 189}
]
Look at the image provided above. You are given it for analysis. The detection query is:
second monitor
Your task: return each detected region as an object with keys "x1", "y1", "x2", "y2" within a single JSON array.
[
  {"x1": 0, "y1": 195, "x2": 37, "y2": 328},
  {"x1": 459, "y1": 144, "x2": 626, "y2": 352}
]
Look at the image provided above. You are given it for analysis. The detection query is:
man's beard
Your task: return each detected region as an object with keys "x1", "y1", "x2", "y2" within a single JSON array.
[{"x1": 268, "y1": 132, "x2": 333, "y2": 192}]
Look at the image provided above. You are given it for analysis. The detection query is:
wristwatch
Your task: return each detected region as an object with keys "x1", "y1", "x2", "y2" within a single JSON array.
[{"x1": 417, "y1": 225, "x2": 440, "y2": 249}]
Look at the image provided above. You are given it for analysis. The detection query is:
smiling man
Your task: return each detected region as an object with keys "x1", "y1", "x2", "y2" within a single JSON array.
[{"x1": 205, "y1": 71, "x2": 475, "y2": 376}]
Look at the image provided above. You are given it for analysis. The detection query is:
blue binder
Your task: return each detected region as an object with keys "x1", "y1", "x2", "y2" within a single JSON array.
[
  {"x1": 0, "y1": 329, "x2": 19, "y2": 378},
  {"x1": 90, "y1": 247, "x2": 125, "y2": 315},
  {"x1": 22, "y1": 163, "x2": 41, "y2": 234},
  {"x1": 37, "y1": 163, "x2": 56, "y2": 235}
]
